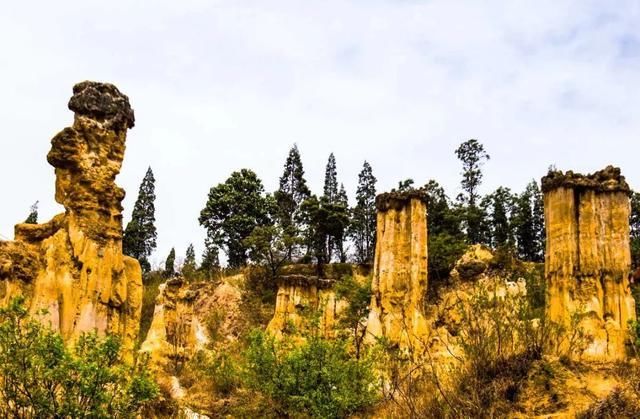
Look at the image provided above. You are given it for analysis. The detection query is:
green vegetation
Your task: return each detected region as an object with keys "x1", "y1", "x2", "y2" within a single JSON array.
[
  {"x1": 275, "y1": 144, "x2": 311, "y2": 259},
  {"x1": 243, "y1": 330, "x2": 378, "y2": 418},
  {"x1": 24, "y1": 201, "x2": 38, "y2": 224},
  {"x1": 0, "y1": 297, "x2": 158, "y2": 418},
  {"x1": 350, "y1": 161, "x2": 377, "y2": 264},
  {"x1": 164, "y1": 247, "x2": 176, "y2": 278},
  {"x1": 182, "y1": 243, "x2": 197, "y2": 279},
  {"x1": 455, "y1": 139, "x2": 491, "y2": 244},
  {"x1": 123, "y1": 167, "x2": 157, "y2": 273},
  {"x1": 199, "y1": 169, "x2": 273, "y2": 268}
]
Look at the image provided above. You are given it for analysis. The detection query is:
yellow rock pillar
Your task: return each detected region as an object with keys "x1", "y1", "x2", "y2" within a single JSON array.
[
  {"x1": 542, "y1": 166, "x2": 636, "y2": 360},
  {"x1": 367, "y1": 191, "x2": 429, "y2": 349},
  {"x1": 0, "y1": 81, "x2": 142, "y2": 360}
]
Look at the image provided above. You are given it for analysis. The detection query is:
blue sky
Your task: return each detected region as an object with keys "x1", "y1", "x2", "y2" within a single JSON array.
[{"x1": 1, "y1": 1, "x2": 639, "y2": 266}]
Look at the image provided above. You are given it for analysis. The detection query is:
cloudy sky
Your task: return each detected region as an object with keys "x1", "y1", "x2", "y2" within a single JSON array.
[{"x1": 1, "y1": 1, "x2": 639, "y2": 267}]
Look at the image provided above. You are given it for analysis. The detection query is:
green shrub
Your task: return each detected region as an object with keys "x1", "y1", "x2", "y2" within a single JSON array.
[
  {"x1": 0, "y1": 297, "x2": 158, "y2": 418},
  {"x1": 242, "y1": 330, "x2": 378, "y2": 418},
  {"x1": 138, "y1": 270, "x2": 165, "y2": 347}
]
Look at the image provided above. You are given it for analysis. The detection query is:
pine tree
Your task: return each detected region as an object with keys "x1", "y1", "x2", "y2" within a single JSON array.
[
  {"x1": 123, "y1": 167, "x2": 157, "y2": 273},
  {"x1": 200, "y1": 238, "x2": 220, "y2": 279},
  {"x1": 350, "y1": 162, "x2": 377, "y2": 264},
  {"x1": 423, "y1": 180, "x2": 466, "y2": 285},
  {"x1": 24, "y1": 201, "x2": 38, "y2": 224},
  {"x1": 455, "y1": 139, "x2": 490, "y2": 244},
  {"x1": 323, "y1": 153, "x2": 339, "y2": 203},
  {"x1": 319, "y1": 153, "x2": 348, "y2": 262},
  {"x1": 165, "y1": 247, "x2": 176, "y2": 278},
  {"x1": 513, "y1": 180, "x2": 544, "y2": 261},
  {"x1": 334, "y1": 184, "x2": 349, "y2": 262},
  {"x1": 182, "y1": 244, "x2": 197, "y2": 280},
  {"x1": 488, "y1": 187, "x2": 514, "y2": 249},
  {"x1": 275, "y1": 145, "x2": 311, "y2": 228}
]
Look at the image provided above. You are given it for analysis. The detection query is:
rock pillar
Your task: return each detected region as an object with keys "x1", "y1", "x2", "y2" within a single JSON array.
[
  {"x1": 542, "y1": 166, "x2": 636, "y2": 360},
  {"x1": 0, "y1": 81, "x2": 142, "y2": 359},
  {"x1": 367, "y1": 191, "x2": 429, "y2": 349}
]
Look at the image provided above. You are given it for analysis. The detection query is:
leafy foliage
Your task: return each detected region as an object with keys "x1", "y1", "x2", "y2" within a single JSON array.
[
  {"x1": 123, "y1": 167, "x2": 157, "y2": 272},
  {"x1": 243, "y1": 330, "x2": 378, "y2": 418},
  {"x1": 199, "y1": 169, "x2": 272, "y2": 268},
  {"x1": 335, "y1": 275, "x2": 372, "y2": 359},
  {"x1": 245, "y1": 224, "x2": 302, "y2": 278},
  {"x1": 0, "y1": 297, "x2": 158, "y2": 418},
  {"x1": 299, "y1": 196, "x2": 349, "y2": 273},
  {"x1": 423, "y1": 180, "x2": 467, "y2": 287}
]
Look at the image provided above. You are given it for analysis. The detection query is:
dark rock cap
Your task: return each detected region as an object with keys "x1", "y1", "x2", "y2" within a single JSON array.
[
  {"x1": 375, "y1": 189, "x2": 429, "y2": 211},
  {"x1": 68, "y1": 81, "x2": 135, "y2": 130},
  {"x1": 541, "y1": 165, "x2": 630, "y2": 194}
]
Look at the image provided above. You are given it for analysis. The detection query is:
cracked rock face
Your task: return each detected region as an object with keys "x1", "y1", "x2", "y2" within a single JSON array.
[
  {"x1": 0, "y1": 81, "x2": 142, "y2": 360},
  {"x1": 543, "y1": 166, "x2": 636, "y2": 360},
  {"x1": 367, "y1": 191, "x2": 429, "y2": 349}
]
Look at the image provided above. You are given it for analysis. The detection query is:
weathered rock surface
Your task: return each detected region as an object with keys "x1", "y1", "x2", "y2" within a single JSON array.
[
  {"x1": 0, "y1": 81, "x2": 142, "y2": 359},
  {"x1": 542, "y1": 166, "x2": 636, "y2": 360},
  {"x1": 367, "y1": 191, "x2": 429, "y2": 348},
  {"x1": 449, "y1": 244, "x2": 494, "y2": 282},
  {"x1": 266, "y1": 274, "x2": 345, "y2": 337}
]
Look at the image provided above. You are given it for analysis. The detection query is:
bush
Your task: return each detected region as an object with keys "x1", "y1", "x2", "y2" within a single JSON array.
[
  {"x1": 242, "y1": 330, "x2": 378, "y2": 418},
  {"x1": 138, "y1": 270, "x2": 165, "y2": 347},
  {"x1": 579, "y1": 387, "x2": 640, "y2": 419},
  {"x1": 0, "y1": 297, "x2": 158, "y2": 418}
]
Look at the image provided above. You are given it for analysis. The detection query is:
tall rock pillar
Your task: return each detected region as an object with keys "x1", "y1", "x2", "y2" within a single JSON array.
[
  {"x1": 542, "y1": 166, "x2": 636, "y2": 360},
  {"x1": 0, "y1": 81, "x2": 142, "y2": 359},
  {"x1": 367, "y1": 191, "x2": 429, "y2": 349}
]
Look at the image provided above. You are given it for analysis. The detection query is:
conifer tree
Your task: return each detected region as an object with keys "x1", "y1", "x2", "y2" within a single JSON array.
[
  {"x1": 123, "y1": 167, "x2": 157, "y2": 273},
  {"x1": 318, "y1": 153, "x2": 348, "y2": 262},
  {"x1": 513, "y1": 180, "x2": 544, "y2": 261},
  {"x1": 275, "y1": 145, "x2": 311, "y2": 228},
  {"x1": 423, "y1": 180, "x2": 466, "y2": 285},
  {"x1": 200, "y1": 239, "x2": 220, "y2": 278},
  {"x1": 165, "y1": 247, "x2": 176, "y2": 278},
  {"x1": 334, "y1": 183, "x2": 349, "y2": 262},
  {"x1": 323, "y1": 153, "x2": 339, "y2": 203},
  {"x1": 24, "y1": 201, "x2": 38, "y2": 224},
  {"x1": 182, "y1": 244, "x2": 197, "y2": 279},
  {"x1": 350, "y1": 162, "x2": 377, "y2": 264},
  {"x1": 487, "y1": 187, "x2": 515, "y2": 249},
  {"x1": 455, "y1": 139, "x2": 490, "y2": 244}
]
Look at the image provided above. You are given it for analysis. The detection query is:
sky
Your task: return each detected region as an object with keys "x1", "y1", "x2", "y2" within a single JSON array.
[{"x1": 1, "y1": 1, "x2": 639, "y2": 267}]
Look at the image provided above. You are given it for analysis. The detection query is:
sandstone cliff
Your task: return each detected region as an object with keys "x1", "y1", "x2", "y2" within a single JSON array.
[
  {"x1": 367, "y1": 190, "x2": 429, "y2": 349},
  {"x1": 0, "y1": 81, "x2": 142, "y2": 359},
  {"x1": 266, "y1": 275, "x2": 344, "y2": 337},
  {"x1": 542, "y1": 166, "x2": 636, "y2": 360}
]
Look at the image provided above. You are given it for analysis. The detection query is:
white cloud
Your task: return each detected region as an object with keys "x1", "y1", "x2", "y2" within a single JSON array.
[{"x1": 1, "y1": 0, "x2": 639, "y2": 263}]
